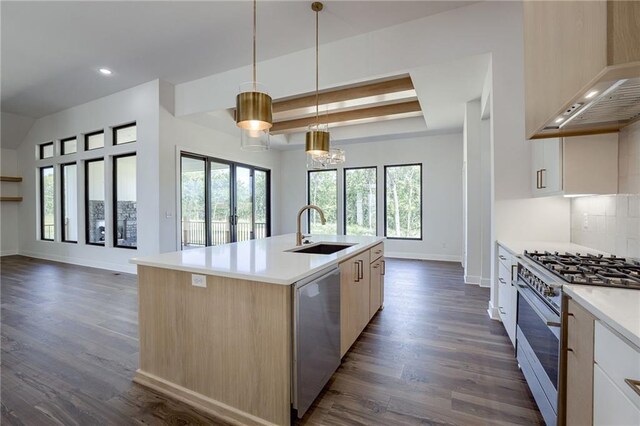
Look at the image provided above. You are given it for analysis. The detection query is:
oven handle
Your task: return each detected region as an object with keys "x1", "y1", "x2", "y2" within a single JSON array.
[{"x1": 518, "y1": 283, "x2": 561, "y2": 328}]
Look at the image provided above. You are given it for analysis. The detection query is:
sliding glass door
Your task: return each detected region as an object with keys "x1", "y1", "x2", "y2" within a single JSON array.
[{"x1": 181, "y1": 153, "x2": 270, "y2": 249}]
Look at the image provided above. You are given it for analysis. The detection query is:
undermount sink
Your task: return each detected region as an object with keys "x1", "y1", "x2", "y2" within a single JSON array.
[{"x1": 288, "y1": 243, "x2": 356, "y2": 255}]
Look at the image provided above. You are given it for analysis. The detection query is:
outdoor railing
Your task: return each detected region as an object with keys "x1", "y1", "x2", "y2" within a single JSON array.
[{"x1": 182, "y1": 220, "x2": 267, "y2": 247}]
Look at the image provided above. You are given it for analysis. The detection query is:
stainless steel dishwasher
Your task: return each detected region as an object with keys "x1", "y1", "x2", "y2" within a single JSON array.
[{"x1": 292, "y1": 266, "x2": 341, "y2": 418}]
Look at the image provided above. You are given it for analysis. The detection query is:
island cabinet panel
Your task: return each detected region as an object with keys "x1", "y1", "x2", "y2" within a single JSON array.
[
  {"x1": 135, "y1": 266, "x2": 292, "y2": 426},
  {"x1": 369, "y1": 257, "x2": 384, "y2": 320},
  {"x1": 340, "y1": 250, "x2": 371, "y2": 357},
  {"x1": 565, "y1": 298, "x2": 596, "y2": 426}
]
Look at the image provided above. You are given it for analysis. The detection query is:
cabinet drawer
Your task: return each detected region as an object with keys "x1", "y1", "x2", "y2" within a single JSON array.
[
  {"x1": 369, "y1": 243, "x2": 384, "y2": 262},
  {"x1": 594, "y1": 364, "x2": 640, "y2": 426},
  {"x1": 595, "y1": 321, "x2": 640, "y2": 410},
  {"x1": 497, "y1": 245, "x2": 512, "y2": 269}
]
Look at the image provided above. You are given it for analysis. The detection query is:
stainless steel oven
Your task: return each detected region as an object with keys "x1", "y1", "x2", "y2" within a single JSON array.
[{"x1": 516, "y1": 261, "x2": 562, "y2": 426}]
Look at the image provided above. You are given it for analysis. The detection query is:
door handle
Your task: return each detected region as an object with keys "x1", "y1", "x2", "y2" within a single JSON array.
[{"x1": 624, "y1": 379, "x2": 640, "y2": 398}]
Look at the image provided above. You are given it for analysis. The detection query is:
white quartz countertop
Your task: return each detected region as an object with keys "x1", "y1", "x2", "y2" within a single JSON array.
[
  {"x1": 497, "y1": 240, "x2": 609, "y2": 257},
  {"x1": 563, "y1": 284, "x2": 640, "y2": 348},
  {"x1": 130, "y1": 234, "x2": 384, "y2": 285}
]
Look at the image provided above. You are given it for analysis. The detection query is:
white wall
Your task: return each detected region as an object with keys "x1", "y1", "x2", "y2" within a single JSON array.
[
  {"x1": 1, "y1": 148, "x2": 21, "y2": 255},
  {"x1": 158, "y1": 82, "x2": 282, "y2": 253},
  {"x1": 15, "y1": 80, "x2": 161, "y2": 272},
  {"x1": 280, "y1": 133, "x2": 463, "y2": 261}
]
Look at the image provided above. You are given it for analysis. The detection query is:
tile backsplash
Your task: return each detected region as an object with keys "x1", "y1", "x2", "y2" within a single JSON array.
[{"x1": 571, "y1": 195, "x2": 640, "y2": 258}]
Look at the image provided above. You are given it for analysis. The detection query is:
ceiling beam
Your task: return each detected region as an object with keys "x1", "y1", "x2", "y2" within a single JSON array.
[
  {"x1": 272, "y1": 75, "x2": 414, "y2": 113},
  {"x1": 270, "y1": 100, "x2": 422, "y2": 133}
]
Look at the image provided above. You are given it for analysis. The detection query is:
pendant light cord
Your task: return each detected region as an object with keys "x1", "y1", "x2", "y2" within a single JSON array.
[
  {"x1": 253, "y1": 0, "x2": 257, "y2": 91},
  {"x1": 315, "y1": 7, "x2": 319, "y2": 125}
]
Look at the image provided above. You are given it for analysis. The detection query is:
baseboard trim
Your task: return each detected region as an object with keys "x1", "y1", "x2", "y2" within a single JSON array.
[
  {"x1": 385, "y1": 251, "x2": 462, "y2": 263},
  {"x1": 0, "y1": 249, "x2": 19, "y2": 257},
  {"x1": 133, "y1": 370, "x2": 276, "y2": 426},
  {"x1": 487, "y1": 301, "x2": 500, "y2": 320},
  {"x1": 480, "y1": 278, "x2": 491, "y2": 288},
  {"x1": 18, "y1": 250, "x2": 136, "y2": 274},
  {"x1": 464, "y1": 275, "x2": 480, "y2": 285}
]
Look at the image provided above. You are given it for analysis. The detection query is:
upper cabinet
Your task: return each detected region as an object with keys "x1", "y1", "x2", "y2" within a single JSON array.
[
  {"x1": 532, "y1": 133, "x2": 618, "y2": 197},
  {"x1": 524, "y1": 1, "x2": 640, "y2": 140}
]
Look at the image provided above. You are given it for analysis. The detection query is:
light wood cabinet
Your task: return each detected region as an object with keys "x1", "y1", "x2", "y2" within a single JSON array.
[
  {"x1": 524, "y1": 0, "x2": 640, "y2": 139},
  {"x1": 531, "y1": 133, "x2": 618, "y2": 197},
  {"x1": 369, "y1": 257, "x2": 384, "y2": 320},
  {"x1": 565, "y1": 298, "x2": 596, "y2": 426},
  {"x1": 340, "y1": 250, "x2": 371, "y2": 357}
]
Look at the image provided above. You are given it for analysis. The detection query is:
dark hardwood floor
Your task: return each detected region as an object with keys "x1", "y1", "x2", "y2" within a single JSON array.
[{"x1": 1, "y1": 255, "x2": 542, "y2": 425}]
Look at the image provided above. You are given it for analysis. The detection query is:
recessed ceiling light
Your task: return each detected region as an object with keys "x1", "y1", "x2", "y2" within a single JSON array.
[
  {"x1": 99, "y1": 68, "x2": 113, "y2": 75},
  {"x1": 585, "y1": 90, "x2": 598, "y2": 99},
  {"x1": 555, "y1": 117, "x2": 564, "y2": 123}
]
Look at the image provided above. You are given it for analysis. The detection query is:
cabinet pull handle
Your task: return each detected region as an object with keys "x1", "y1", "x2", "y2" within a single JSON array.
[
  {"x1": 381, "y1": 260, "x2": 386, "y2": 276},
  {"x1": 536, "y1": 170, "x2": 541, "y2": 189},
  {"x1": 511, "y1": 264, "x2": 517, "y2": 283},
  {"x1": 499, "y1": 307, "x2": 506, "y2": 315},
  {"x1": 499, "y1": 255, "x2": 506, "y2": 261},
  {"x1": 358, "y1": 260, "x2": 364, "y2": 280},
  {"x1": 354, "y1": 261, "x2": 360, "y2": 282},
  {"x1": 498, "y1": 278, "x2": 506, "y2": 284},
  {"x1": 540, "y1": 168, "x2": 547, "y2": 189},
  {"x1": 625, "y1": 379, "x2": 640, "y2": 398}
]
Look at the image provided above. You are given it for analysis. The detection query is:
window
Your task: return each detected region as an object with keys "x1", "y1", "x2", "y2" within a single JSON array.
[
  {"x1": 114, "y1": 123, "x2": 136, "y2": 145},
  {"x1": 384, "y1": 164, "x2": 422, "y2": 239},
  {"x1": 344, "y1": 167, "x2": 377, "y2": 236},
  {"x1": 61, "y1": 137, "x2": 77, "y2": 155},
  {"x1": 85, "y1": 158, "x2": 105, "y2": 245},
  {"x1": 40, "y1": 166, "x2": 55, "y2": 240},
  {"x1": 61, "y1": 163, "x2": 78, "y2": 243},
  {"x1": 113, "y1": 154, "x2": 137, "y2": 248},
  {"x1": 39, "y1": 142, "x2": 54, "y2": 159},
  {"x1": 85, "y1": 131, "x2": 104, "y2": 150},
  {"x1": 307, "y1": 170, "x2": 337, "y2": 234},
  {"x1": 180, "y1": 153, "x2": 270, "y2": 249}
]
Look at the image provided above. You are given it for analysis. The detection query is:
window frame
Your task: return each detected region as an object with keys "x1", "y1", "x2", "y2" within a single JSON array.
[
  {"x1": 113, "y1": 153, "x2": 137, "y2": 249},
  {"x1": 39, "y1": 166, "x2": 55, "y2": 241},
  {"x1": 60, "y1": 137, "x2": 77, "y2": 155},
  {"x1": 84, "y1": 130, "x2": 105, "y2": 151},
  {"x1": 383, "y1": 163, "x2": 423, "y2": 241},
  {"x1": 306, "y1": 168, "x2": 338, "y2": 235},
  {"x1": 113, "y1": 122, "x2": 137, "y2": 146},
  {"x1": 84, "y1": 157, "x2": 106, "y2": 246},
  {"x1": 343, "y1": 166, "x2": 378, "y2": 236},
  {"x1": 39, "y1": 142, "x2": 54, "y2": 159},
  {"x1": 60, "y1": 162, "x2": 77, "y2": 243}
]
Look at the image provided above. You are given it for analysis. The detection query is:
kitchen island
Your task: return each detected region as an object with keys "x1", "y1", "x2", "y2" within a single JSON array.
[{"x1": 130, "y1": 234, "x2": 385, "y2": 426}]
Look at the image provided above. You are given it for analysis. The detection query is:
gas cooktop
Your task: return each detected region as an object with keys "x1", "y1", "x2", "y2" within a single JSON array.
[{"x1": 524, "y1": 250, "x2": 640, "y2": 289}]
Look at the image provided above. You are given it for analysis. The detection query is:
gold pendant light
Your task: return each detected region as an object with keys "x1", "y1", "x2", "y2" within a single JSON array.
[
  {"x1": 306, "y1": 2, "x2": 330, "y2": 156},
  {"x1": 236, "y1": 0, "x2": 272, "y2": 150}
]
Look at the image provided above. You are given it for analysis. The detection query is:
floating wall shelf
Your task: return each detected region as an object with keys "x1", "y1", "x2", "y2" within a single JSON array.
[{"x1": 0, "y1": 176, "x2": 23, "y2": 182}]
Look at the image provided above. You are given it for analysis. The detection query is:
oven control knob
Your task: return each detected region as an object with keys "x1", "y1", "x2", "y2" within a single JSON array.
[{"x1": 544, "y1": 286, "x2": 555, "y2": 297}]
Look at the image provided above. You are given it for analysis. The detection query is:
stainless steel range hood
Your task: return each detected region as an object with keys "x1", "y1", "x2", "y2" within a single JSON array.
[{"x1": 541, "y1": 77, "x2": 640, "y2": 136}]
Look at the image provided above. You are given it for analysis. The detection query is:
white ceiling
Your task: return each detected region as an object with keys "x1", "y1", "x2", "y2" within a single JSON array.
[{"x1": 1, "y1": 0, "x2": 477, "y2": 118}]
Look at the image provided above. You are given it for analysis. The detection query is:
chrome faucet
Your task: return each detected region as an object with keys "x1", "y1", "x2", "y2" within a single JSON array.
[{"x1": 296, "y1": 205, "x2": 326, "y2": 246}]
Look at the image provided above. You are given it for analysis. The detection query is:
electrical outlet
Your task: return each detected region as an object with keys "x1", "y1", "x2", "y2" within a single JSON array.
[
  {"x1": 582, "y1": 213, "x2": 589, "y2": 230},
  {"x1": 191, "y1": 274, "x2": 206, "y2": 288}
]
